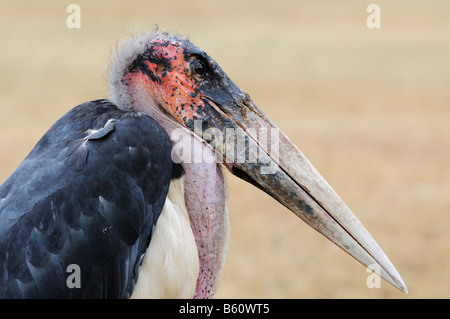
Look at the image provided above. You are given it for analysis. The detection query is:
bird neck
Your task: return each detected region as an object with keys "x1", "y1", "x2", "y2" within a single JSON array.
[
  {"x1": 183, "y1": 161, "x2": 229, "y2": 299},
  {"x1": 171, "y1": 127, "x2": 230, "y2": 298},
  {"x1": 111, "y1": 69, "x2": 230, "y2": 298}
]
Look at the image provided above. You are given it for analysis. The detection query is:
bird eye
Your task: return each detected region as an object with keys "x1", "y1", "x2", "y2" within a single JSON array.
[{"x1": 191, "y1": 59, "x2": 206, "y2": 78}]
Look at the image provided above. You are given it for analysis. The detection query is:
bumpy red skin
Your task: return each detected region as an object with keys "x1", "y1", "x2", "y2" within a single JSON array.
[{"x1": 124, "y1": 36, "x2": 209, "y2": 126}]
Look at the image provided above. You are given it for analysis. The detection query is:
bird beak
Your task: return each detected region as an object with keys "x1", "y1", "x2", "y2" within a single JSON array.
[{"x1": 198, "y1": 92, "x2": 408, "y2": 294}]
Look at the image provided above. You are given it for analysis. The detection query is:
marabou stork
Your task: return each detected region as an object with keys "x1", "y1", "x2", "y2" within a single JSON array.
[{"x1": 0, "y1": 31, "x2": 407, "y2": 298}]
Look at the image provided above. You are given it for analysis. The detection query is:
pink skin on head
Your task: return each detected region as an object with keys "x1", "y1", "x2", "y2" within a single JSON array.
[{"x1": 122, "y1": 37, "x2": 208, "y2": 125}]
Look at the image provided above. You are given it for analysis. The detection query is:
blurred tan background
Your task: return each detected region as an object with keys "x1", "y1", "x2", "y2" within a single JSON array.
[{"x1": 0, "y1": 0, "x2": 448, "y2": 298}]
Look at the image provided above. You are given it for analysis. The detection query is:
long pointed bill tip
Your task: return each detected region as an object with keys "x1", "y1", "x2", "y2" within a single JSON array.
[
  {"x1": 377, "y1": 261, "x2": 408, "y2": 294},
  {"x1": 396, "y1": 279, "x2": 409, "y2": 294}
]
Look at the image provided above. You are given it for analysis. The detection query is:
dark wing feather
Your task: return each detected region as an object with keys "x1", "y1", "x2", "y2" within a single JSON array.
[{"x1": 0, "y1": 100, "x2": 172, "y2": 298}]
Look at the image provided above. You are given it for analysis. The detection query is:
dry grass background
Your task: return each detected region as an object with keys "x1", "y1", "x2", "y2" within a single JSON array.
[{"x1": 0, "y1": 0, "x2": 449, "y2": 298}]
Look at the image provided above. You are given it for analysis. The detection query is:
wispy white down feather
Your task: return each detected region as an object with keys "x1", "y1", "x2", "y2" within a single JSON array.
[
  {"x1": 108, "y1": 30, "x2": 189, "y2": 111},
  {"x1": 108, "y1": 32, "x2": 153, "y2": 110}
]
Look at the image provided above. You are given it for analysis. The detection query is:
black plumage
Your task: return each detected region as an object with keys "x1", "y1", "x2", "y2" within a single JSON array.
[{"x1": 0, "y1": 99, "x2": 174, "y2": 298}]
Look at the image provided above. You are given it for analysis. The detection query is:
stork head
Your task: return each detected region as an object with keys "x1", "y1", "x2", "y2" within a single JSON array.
[
  {"x1": 110, "y1": 32, "x2": 246, "y2": 128},
  {"x1": 109, "y1": 31, "x2": 407, "y2": 294}
]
